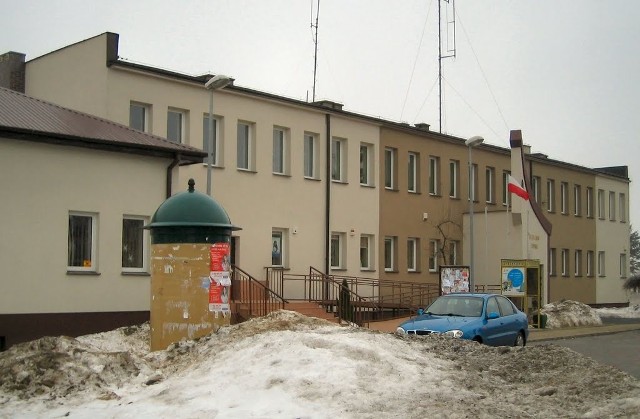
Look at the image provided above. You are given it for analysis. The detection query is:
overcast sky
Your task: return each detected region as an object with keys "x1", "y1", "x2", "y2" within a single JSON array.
[{"x1": 2, "y1": 0, "x2": 639, "y2": 225}]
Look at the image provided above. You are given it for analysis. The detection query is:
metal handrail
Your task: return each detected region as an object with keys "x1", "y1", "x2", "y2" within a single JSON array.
[{"x1": 231, "y1": 264, "x2": 286, "y2": 320}]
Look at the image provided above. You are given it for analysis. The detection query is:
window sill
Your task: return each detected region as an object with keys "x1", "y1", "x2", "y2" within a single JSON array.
[
  {"x1": 360, "y1": 183, "x2": 376, "y2": 189},
  {"x1": 408, "y1": 270, "x2": 421, "y2": 274},
  {"x1": 428, "y1": 193, "x2": 441, "y2": 198},
  {"x1": 202, "y1": 163, "x2": 225, "y2": 169},
  {"x1": 304, "y1": 176, "x2": 321, "y2": 182},
  {"x1": 122, "y1": 271, "x2": 151, "y2": 277},
  {"x1": 384, "y1": 269, "x2": 398, "y2": 273},
  {"x1": 237, "y1": 168, "x2": 257, "y2": 174},
  {"x1": 67, "y1": 271, "x2": 101, "y2": 276},
  {"x1": 360, "y1": 268, "x2": 376, "y2": 272},
  {"x1": 384, "y1": 187, "x2": 398, "y2": 192},
  {"x1": 331, "y1": 180, "x2": 348, "y2": 185},
  {"x1": 272, "y1": 172, "x2": 291, "y2": 178}
]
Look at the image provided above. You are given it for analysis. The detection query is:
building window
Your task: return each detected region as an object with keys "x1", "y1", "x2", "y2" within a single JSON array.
[
  {"x1": 429, "y1": 156, "x2": 440, "y2": 195},
  {"x1": 304, "y1": 133, "x2": 319, "y2": 179},
  {"x1": 428, "y1": 239, "x2": 439, "y2": 272},
  {"x1": 407, "y1": 238, "x2": 418, "y2": 272},
  {"x1": 408, "y1": 152, "x2": 419, "y2": 193},
  {"x1": 360, "y1": 143, "x2": 374, "y2": 186},
  {"x1": 273, "y1": 127, "x2": 290, "y2": 175},
  {"x1": 597, "y1": 189, "x2": 605, "y2": 219},
  {"x1": 609, "y1": 191, "x2": 616, "y2": 221},
  {"x1": 272, "y1": 230, "x2": 285, "y2": 267},
  {"x1": 598, "y1": 251, "x2": 606, "y2": 276},
  {"x1": 449, "y1": 241, "x2": 458, "y2": 265},
  {"x1": 574, "y1": 250, "x2": 582, "y2": 277},
  {"x1": 331, "y1": 137, "x2": 347, "y2": 182},
  {"x1": 586, "y1": 251, "x2": 594, "y2": 277},
  {"x1": 122, "y1": 216, "x2": 148, "y2": 272},
  {"x1": 237, "y1": 121, "x2": 254, "y2": 171},
  {"x1": 384, "y1": 148, "x2": 396, "y2": 189},
  {"x1": 586, "y1": 187, "x2": 593, "y2": 218},
  {"x1": 360, "y1": 235, "x2": 374, "y2": 270},
  {"x1": 130, "y1": 102, "x2": 150, "y2": 132},
  {"x1": 470, "y1": 163, "x2": 478, "y2": 202},
  {"x1": 485, "y1": 167, "x2": 495, "y2": 204},
  {"x1": 547, "y1": 179, "x2": 555, "y2": 212},
  {"x1": 549, "y1": 248, "x2": 556, "y2": 276},
  {"x1": 68, "y1": 212, "x2": 97, "y2": 272},
  {"x1": 330, "y1": 233, "x2": 345, "y2": 269},
  {"x1": 384, "y1": 236, "x2": 396, "y2": 272},
  {"x1": 620, "y1": 253, "x2": 627, "y2": 278},
  {"x1": 619, "y1": 193, "x2": 626, "y2": 222},
  {"x1": 167, "y1": 108, "x2": 186, "y2": 143},
  {"x1": 203, "y1": 114, "x2": 221, "y2": 166},
  {"x1": 449, "y1": 160, "x2": 459, "y2": 198},
  {"x1": 561, "y1": 249, "x2": 569, "y2": 277},
  {"x1": 560, "y1": 182, "x2": 568, "y2": 214},
  {"x1": 502, "y1": 171, "x2": 511, "y2": 207},
  {"x1": 532, "y1": 176, "x2": 541, "y2": 203},
  {"x1": 573, "y1": 185, "x2": 581, "y2": 216}
]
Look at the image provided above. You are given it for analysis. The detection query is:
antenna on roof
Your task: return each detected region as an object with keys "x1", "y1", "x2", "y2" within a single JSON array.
[
  {"x1": 438, "y1": 0, "x2": 456, "y2": 133},
  {"x1": 311, "y1": 0, "x2": 320, "y2": 102}
]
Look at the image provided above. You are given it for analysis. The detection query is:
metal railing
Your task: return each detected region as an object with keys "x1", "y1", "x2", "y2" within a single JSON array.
[
  {"x1": 265, "y1": 266, "x2": 441, "y2": 325},
  {"x1": 231, "y1": 264, "x2": 286, "y2": 321}
]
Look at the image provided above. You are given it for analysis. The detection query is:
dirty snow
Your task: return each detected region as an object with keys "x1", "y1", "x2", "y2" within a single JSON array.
[
  {"x1": 539, "y1": 300, "x2": 604, "y2": 328},
  {"x1": 1, "y1": 304, "x2": 640, "y2": 418}
]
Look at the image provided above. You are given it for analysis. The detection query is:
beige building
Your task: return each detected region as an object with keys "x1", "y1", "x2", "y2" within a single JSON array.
[
  {"x1": 0, "y1": 30, "x2": 631, "y2": 347},
  {"x1": 0, "y1": 86, "x2": 205, "y2": 349}
]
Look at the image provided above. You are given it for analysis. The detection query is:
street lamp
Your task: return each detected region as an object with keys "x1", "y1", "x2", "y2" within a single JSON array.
[
  {"x1": 465, "y1": 135, "x2": 484, "y2": 292},
  {"x1": 205, "y1": 74, "x2": 233, "y2": 196}
]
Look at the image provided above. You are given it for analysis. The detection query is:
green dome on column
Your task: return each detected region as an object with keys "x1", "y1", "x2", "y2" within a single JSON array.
[{"x1": 146, "y1": 179, "x2": 241, "y2": 244}]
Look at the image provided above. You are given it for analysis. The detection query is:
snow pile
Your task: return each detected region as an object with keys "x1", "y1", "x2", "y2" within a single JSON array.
[
  {"x1": 539, "y1": 300, "x2": 603, "y2": 329},
  {"x1": 1, "y1": 310, "x2": 640, "y2": 418},
  {"x1": 596, "y1": 304, "x2": 640, "y2": 318}
]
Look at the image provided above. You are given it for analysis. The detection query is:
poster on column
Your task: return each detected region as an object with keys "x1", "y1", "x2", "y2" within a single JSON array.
[{"x1": 209, "y1": 242, "x2": 231, "y2": 315}]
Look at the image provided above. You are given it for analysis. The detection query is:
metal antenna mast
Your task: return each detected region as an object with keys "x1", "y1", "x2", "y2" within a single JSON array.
[
  {"x1": 438, "y1": 0, "x2": 456, "y2": 133},
  {"x1": 311, "y1": 0, "x2": 320, "y2": 102}
]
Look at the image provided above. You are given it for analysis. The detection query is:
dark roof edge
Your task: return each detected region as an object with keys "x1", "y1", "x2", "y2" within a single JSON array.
[
  {"x1": 0, "y1": 127, "x2": 205, "y2": 164},
  {"x1": 594, "y1": 166, "x2": 629, "y2": 179}
]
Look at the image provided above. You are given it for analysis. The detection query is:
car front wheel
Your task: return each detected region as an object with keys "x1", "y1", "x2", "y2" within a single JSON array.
[{"x1": 514, "y1": 332, "x2": 525, "y2": 347}]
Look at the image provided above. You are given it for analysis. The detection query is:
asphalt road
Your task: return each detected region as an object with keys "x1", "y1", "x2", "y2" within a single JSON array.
[{"x1": 531, "y1": 324, "x2": 640, "y2": 380}]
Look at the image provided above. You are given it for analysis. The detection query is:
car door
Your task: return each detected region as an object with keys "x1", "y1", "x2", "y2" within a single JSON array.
[
  {"x1": 495, "y1": 296, "x2": 518, "y2": 345},
  {"x1": 483, "y1": 296, "x2": 508, "y2": 346}
]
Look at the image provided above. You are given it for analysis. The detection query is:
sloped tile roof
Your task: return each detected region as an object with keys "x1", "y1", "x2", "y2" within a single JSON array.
[{"x1": 0, "y1": 87, "x2": 205, "y2": 162}]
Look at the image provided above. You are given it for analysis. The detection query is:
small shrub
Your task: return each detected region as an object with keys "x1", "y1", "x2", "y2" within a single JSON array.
[{"x1": 623, "y1": 274, "x2": 640, "y2": 293}]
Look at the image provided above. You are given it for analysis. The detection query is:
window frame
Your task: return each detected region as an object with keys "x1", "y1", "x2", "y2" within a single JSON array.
[
  {"x1": 547, "y1": 179, "x2": 555, "y2": 212},
  {"x1": 619, "y1": 193, "x2": 626, "y2": 223},
  {"x1": 237, "y1": 121, "x2": 255, "y2": 171},
  {"x1": 574, "y1": 249, "x2": 582, "y2": 277},
  {"x1": 586, "y1": 251, "x2": 594, "y2": 277},
  {"x1": 502, "y1": 171, "x2": 511, "y2": 207},
  {"x1": 331, "y1": 137, "x2": 347, "y2": 182},
  {"x1": 384, "y1": 147, "x2": 396, "y2": 190},
  {"x1": 203, "y1": 114, "x2": 222, "y2": 167},
  {"x1": 449, "y1": 160, "x2": 458, "y2": 198},
  {"x1": 360, "y1": 234, "x2": 374, "y2": 271},
  {"x1": 597, "y1": 189, "x2": 605, "y2": 219},
  {"x1": 429, "y1": 156, "x2": 440, "y2": 195},
  {"x1": 330, "y1": 232, "x2": 346, "y2": 270},
  {"x1": 561, "y1": 248, "x2": 569, "y2": 277},
  {"x1": 360, "y1": 143, "x2": 374, "y2": 186},
  {"x1": 408, "y1": 152, "x2": 419, "y2": 193},
  {"x1": 428, "y1": 239, "x2": 439, "y2": 272},
  {"x1": 384, "y1": 236, "x2": 396, "y2": 272},
  {"x1": 609, "y1": 191, "x2": 616, "y2": 221},
  {"x1": 549, "y1": 248, "x2": 557, "y2": 277},
  {"x1": 167, "y1": 108, "x2": 187, "y2": 143},
  {"x1": 272, "y1": 126, "x2": 290, "y2": 175},
  {"x1": 271, "y1": 229, "x2": 286, "y2": 267},
  {"x1": 122, "y1": 216, "x2": 149, "y2": 273},
  {"x1": 573, "y1": 185, "x2": 581, "y2": 216},
  {"x1": 598, "y1": 251, "x2": 606, "y2": 276},
  {"x1": 68, "y1": 212, "x2": 98, "y2": 273},
  {"x1": 560, "y1": 182, "x2": 568, "y2": 215},
  {"x1": 532, "y1": 176, "x2": 540, "y2": 203},
  {"x1": 407, "y1": 237, "x2": 418, "y2": 272},
  {"x1": 129, "y1": 102, "x2": 150, "y2": 132},
  {"x1": 303, "y1": 132, "x2": 319, "y2": 179},
  {"x1": 620, "y1": 253, "x2": 627, "y2": 278},
  {"x1": 586, "y1": 187, "x2": 593, "y2": 218},
  {"x1": 485, "y1": 167, "x2": 495, "y2": 204}
]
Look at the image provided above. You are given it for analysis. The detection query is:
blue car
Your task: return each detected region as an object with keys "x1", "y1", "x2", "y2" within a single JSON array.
[{"x1": 396, "y1": 293, "x2": 529, "y2": 346}]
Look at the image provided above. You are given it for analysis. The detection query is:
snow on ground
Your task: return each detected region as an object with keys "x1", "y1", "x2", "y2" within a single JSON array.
[
  {"x1": 2, "y1": 306, "x2": 640, "y2": 418},
  {"x1": 539, "y1": 300, "x2": 603, "y2": 328},
  {"x1": 595, "y1": 303, "x2": 640, "y2": 318}
]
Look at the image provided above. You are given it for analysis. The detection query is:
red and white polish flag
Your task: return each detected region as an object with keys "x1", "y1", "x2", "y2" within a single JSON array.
[{"x1": 508, "y1": 175, "x2": 529, "y2": 200}]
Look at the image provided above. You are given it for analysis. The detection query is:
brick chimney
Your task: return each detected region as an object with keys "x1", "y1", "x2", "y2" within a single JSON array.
[{"x1": 0, "y1": 52, "x2": 26, "y2": 93}]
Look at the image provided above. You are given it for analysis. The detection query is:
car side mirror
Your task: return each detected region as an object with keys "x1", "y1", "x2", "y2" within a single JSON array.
[
  {"x1": 417, "y1": 308, "x2": 424, "y2": 316},
  {"x1": 487, "y1": 312, "x2": 500, "y2": 319}
]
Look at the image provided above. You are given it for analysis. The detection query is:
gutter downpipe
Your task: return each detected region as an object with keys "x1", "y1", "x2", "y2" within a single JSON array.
[
  {"x1": 166, "y1": 154, "x2": 181, "y2": 198},
  {"x1": 325, "y1": 114, "x2": 331, "y2": 277}
]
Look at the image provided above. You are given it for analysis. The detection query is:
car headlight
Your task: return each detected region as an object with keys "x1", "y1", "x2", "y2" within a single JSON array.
[
  {"x1": 396, "y1": 327, "x2": 407, "y2": 335},
  {"x1": 444, "y1": 329, "x2": 464, "y2": 338}
]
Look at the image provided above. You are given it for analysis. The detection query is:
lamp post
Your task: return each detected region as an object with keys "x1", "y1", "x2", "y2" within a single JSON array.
[
  {"x1": 205, "y1": 74, "x2": 233, "y2": 196},
  {"x1": 465, "y1": 135, "x2": 484, "y2": 292}
]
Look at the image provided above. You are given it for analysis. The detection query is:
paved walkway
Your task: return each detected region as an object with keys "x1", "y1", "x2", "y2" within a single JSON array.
[{"x1": 367, "y1": 316, "x2": 640, "y2": 341}]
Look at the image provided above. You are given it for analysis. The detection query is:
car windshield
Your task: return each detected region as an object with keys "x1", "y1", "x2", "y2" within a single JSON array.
[{"x1": 426, "y1": 296, "x2": 483, "y2": 317}]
